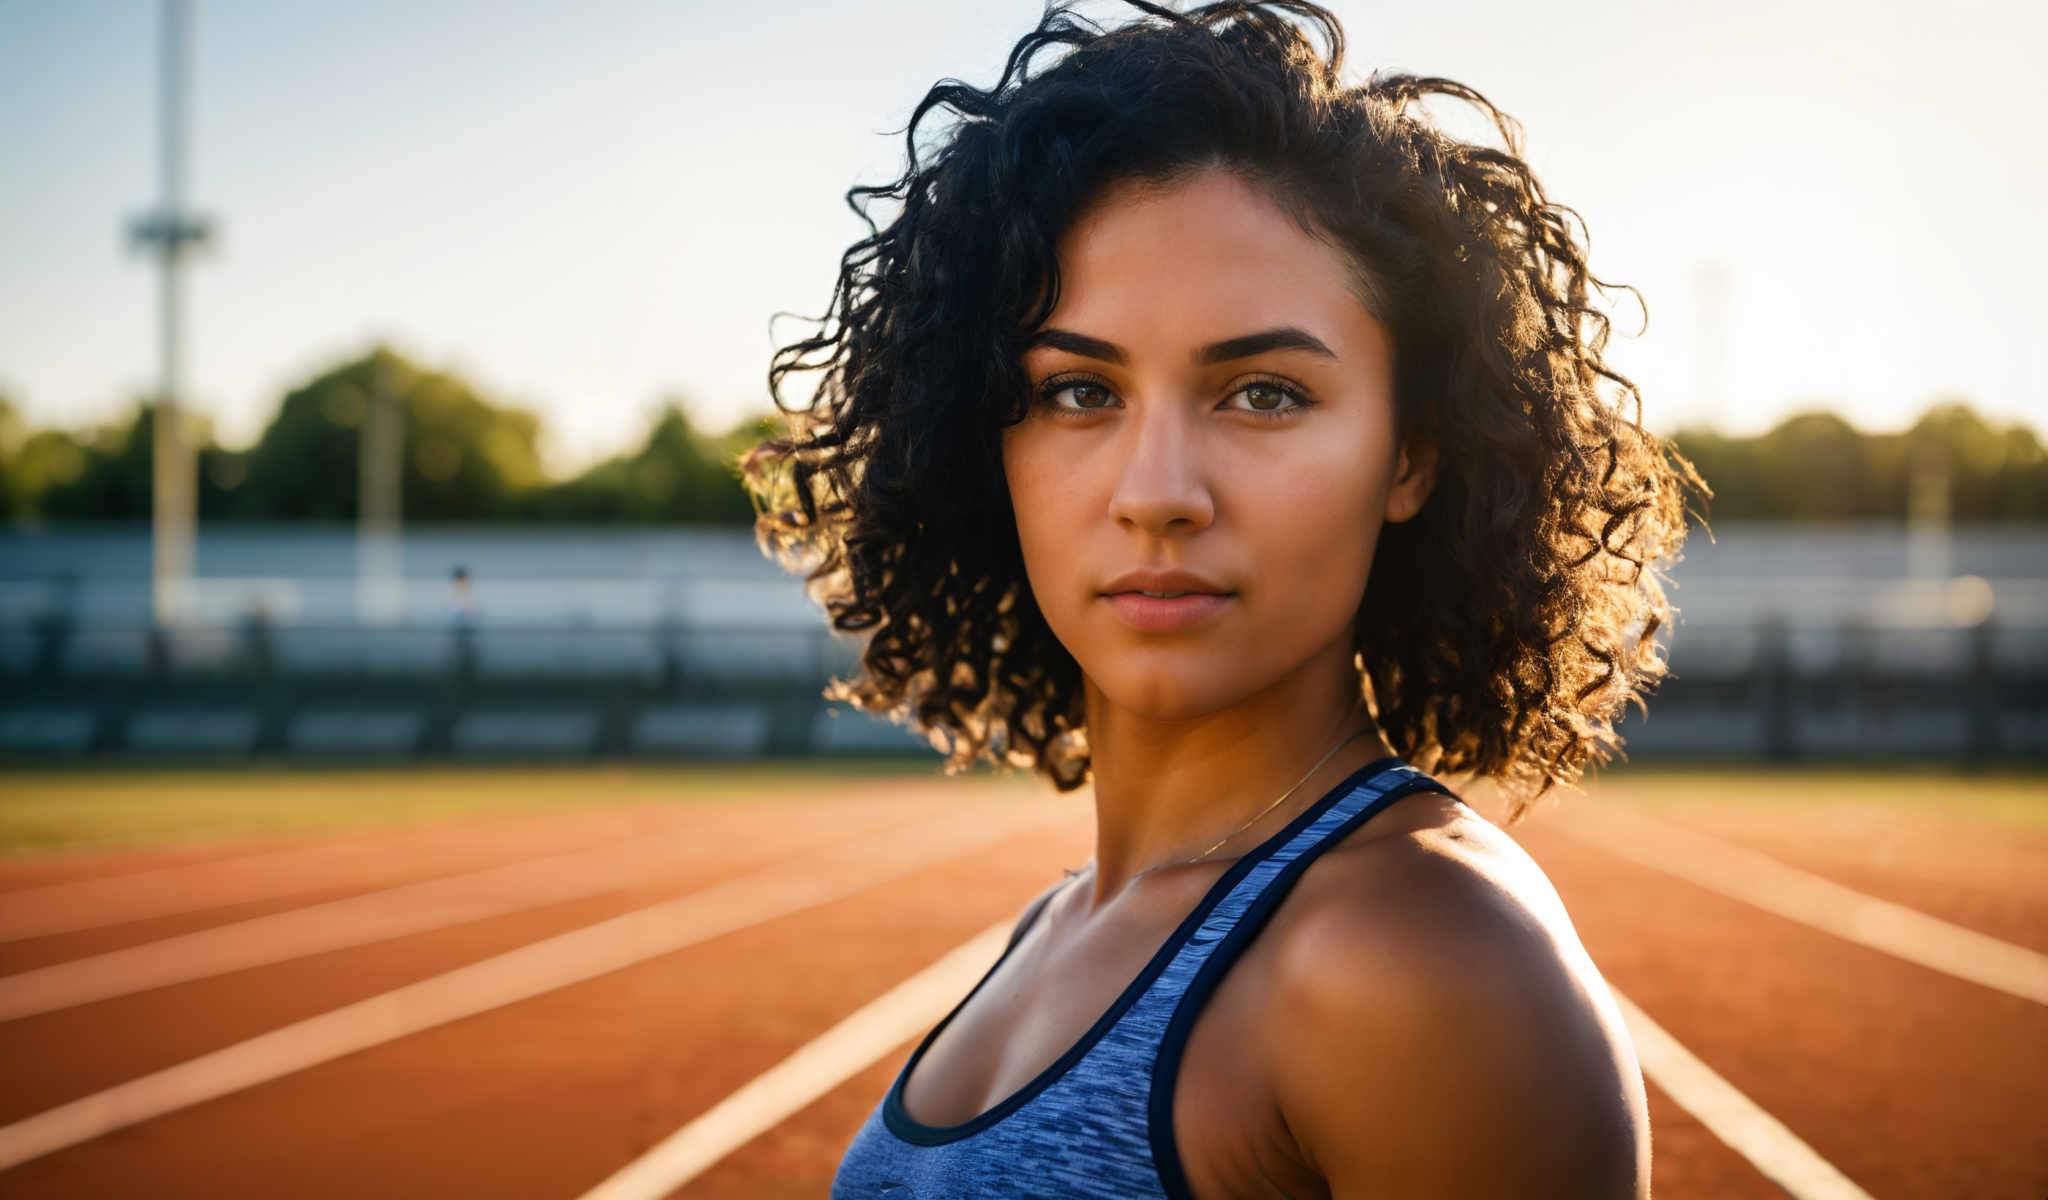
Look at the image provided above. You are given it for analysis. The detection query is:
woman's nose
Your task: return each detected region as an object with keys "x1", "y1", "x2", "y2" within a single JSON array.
[{"x1": 1105, "y1": 400, "x2": 1214, "y2": 536}]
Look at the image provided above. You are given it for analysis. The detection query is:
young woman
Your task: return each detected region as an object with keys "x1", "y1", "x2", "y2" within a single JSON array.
[{"x1": 746, "y1": 2, "x2": 1701, "y2": 1195}]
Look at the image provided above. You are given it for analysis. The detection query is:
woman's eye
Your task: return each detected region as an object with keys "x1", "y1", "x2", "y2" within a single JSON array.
[
  {"x1": 1043, "y1": 381, "x2": 1117, "y2": 411},
  {"x1": 1224, "y1": 381, "x2": 1307, "y2": 414},
  {"x1": 1034, "y1": 377, "x2": 1308, "y2": 416}
]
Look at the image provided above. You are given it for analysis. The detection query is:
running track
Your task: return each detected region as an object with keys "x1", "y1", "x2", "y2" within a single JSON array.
[{"x1": 0, "y1": 772, "x2": 2040, "y2": 1198}]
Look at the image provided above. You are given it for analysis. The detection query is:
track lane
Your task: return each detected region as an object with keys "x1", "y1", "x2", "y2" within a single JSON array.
[
  {"x1": 0, "y1": 779, "x2": 982, "y2": 948},
  {"x1": 0, "y1": 802, "x2": 1074, "y2": 1174},
  {"x1": 0, "y1": 798, "x2": 962, "y2": 1123},
  {"x1": 1575, "y1": 791, "x2": 2048, "y2": 955},
  {"x1": 0, "y1": 770, "x2": 975, "y2": 893},
  {"x1": 0, "y1": 788, "x2": 995, "y2": 976},
  {"x1": 1512, "y1": 821, "x2": 2048, "y2": 1197},
  {"x1": 0, "y1": 808, "x2": 1094, "y2": 1199},
  {"x1": 0, "y1": 800, "x2": 953, "y2": 1019},
  {"x1": 4, "y1": 776, "x2": 2032, "y2": 1197},
  {"x1": 1551, "y1": 802, "x2": 2048, "y2": 1006},
  {"x1": 0, "y1": 804, "x2": 723, "y2": 945}
]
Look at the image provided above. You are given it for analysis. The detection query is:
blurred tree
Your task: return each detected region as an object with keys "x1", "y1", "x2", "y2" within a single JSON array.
[
  {"x1": 0, "y1": 389, "x2": 25, "y2": 519},
  {"x1": 1892, "y1": 398, "x2": 2048, "y2": 520},
  {"x1": 238, "y1": 345, "x2": 544, "y2": 521},
  {"x1": 32, "y1": 401, "x2": 241, "y2": 521},
  {"x1": 1671, "y1": 398, "x2": 2047, "y2": 524},
  {"x1": 517, "y1": 400, "x2": 759, "y2": 524},
  {"x1": 39, "y1": 405, "x2": 153, "y2": 519},
  {"x1": 1757, "y1": 409, "x2": 1883, "y2": 519},
  {"x1": 5, "y1": 429, "x2": 91, "y2": 522}
]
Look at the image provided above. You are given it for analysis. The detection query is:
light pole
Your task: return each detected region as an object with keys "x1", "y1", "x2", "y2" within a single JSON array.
[
  {"x1": 127, "y1": 0, "x2": 214, "y2": 627},
  {"x1": 1691, "y1": 262, "x2": 1729, "y2": 432}
]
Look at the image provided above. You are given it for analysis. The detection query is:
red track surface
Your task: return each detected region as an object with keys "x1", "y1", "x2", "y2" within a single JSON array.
[{"x1": 0, "y1": 772, "x2": 2041, "y2": 1198}]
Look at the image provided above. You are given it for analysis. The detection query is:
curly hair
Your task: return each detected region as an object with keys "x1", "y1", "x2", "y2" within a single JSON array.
[{"x1": 744, "y1": 0, "x2": 1706, "y2": 823}]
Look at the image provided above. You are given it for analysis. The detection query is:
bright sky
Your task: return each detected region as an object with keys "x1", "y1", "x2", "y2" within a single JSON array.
[{"x1": 3, "y1": 0, "x2": 2042, "y2": 474}]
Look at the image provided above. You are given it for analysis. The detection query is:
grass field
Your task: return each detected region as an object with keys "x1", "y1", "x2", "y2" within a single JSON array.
[
  {"x1": 2, "y1": 759, "x2": 2039, "y2": 858},
  {"x1": 0, "y1": 758, "x2": 1019, "y2": 855},
  {"x1": 1583, "y1": 761, "x2": 2048, "y2": 826}
]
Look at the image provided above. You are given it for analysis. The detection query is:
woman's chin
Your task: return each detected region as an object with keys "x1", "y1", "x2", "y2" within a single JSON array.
[{"x1": 1084, "y1": 669, "x2": 1250, "y2": 726}]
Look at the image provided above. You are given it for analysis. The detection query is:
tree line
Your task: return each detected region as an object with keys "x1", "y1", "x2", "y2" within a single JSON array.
[
  {"x1": 1, "y1": 347, "x2": 2042, "y2": 524},
  {"x1": 0, "y1": 347, "x2": 768, "y2": 525},
  {"x1": 1671, "y1": 402, "x2": 2046, "y2": 522}
]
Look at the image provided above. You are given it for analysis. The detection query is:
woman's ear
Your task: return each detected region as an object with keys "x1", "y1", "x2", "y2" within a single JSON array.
[{"x1": 1385, "y1": 438, "x2": 1439, "y2": 524}]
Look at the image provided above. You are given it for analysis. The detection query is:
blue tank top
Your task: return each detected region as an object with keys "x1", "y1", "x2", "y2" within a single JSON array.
[{"x1": 830, "y1": 756, "x2": 1456, "y2": 1199}]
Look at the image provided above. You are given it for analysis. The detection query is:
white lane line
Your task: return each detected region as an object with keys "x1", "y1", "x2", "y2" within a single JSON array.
[
  {"x1": 0, "y1": 806, "x2": 1071, "y2": 1173},
  {"x1": 576, "y1": 928, "x2": 1878, "y2": 1200},
  {"x1": 575, "y1": 920, "x2": 1014, "y2": 1200},
  {"x1": 0, "y1": 807, "x2": 910, "y2": 1020},
  {"x1": 1558, "y1": 805, "x2": 2048, "y2": 1007},
  {"x1": 1614, "y1": 987, "x2": 1875, "y2": 1199}
]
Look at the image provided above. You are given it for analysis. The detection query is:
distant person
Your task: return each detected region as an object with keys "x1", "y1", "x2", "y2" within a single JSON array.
[
  {"x1": 447, "y1": 565, "x2": 477, "y2": 629},
  {"x1": 447, "y1": 565, "x2": 477, "y2": 680},
  {"x1": 235, "y1": 598, "x2": 275, "y2": 676},
  {"x1": 30, "y1": 571, "x2": 80, "y2": 678},
  {"x1": 748, "y1": 3, "x2": 1698, "y2": 1196}
]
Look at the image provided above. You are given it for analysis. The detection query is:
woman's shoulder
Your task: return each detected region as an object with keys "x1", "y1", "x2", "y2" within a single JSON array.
[
  {"x1": 1284, "y1": 787, "x2": 1589, "y2": 967},
  {"x1": 1254, "y1": 794, "x2": 1651, "y2": 1197}
]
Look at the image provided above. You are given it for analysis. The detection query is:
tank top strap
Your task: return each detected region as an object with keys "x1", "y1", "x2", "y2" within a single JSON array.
[
  {"x1": 1094, "y1": 758, "x2": 1454, "y2": 1198},
  {"x1": 1128, "y1": 758, "x2": 1450, "y2": 1023}
]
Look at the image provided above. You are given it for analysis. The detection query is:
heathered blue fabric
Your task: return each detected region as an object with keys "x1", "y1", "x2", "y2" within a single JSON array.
[{"x1": 829, "y1": 758, "x2": 1448, "y2": 1199}]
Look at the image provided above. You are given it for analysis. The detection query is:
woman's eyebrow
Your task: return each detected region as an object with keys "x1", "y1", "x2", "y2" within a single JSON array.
[
  {"x1": 1024, "y1": 329, "x2": 1126, "y2": 363},
  {"x1": 1023, "y1": 326, "x2": 1338, "y2": 364},
  {"x1": 1197, "y1": 327, "x2": 1338, "y2": 364}
]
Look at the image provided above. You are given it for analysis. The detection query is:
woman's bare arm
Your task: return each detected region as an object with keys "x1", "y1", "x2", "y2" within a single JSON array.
[{"x1": 1262, "y1": 833, "x2": 1650, "y2": 1199}]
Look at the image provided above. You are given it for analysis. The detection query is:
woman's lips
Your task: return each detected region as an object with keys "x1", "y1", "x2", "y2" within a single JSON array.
[{"x1": 1102, "y1": 591, "x2": 1233, "y2": 633}]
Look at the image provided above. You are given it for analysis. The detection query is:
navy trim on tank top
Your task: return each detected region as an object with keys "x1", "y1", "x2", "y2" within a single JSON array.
[
  {"x1": 1146, "y1": 768, "x2": 1455, "y2": 1199},
  {"x1": 881, "y1": 754, "x2": 1413, "y2": 1147}
]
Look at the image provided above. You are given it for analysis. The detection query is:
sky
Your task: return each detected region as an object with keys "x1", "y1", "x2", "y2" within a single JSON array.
[{"x1": 3, "y1": 0, "x2": 2043, "y2": 475}]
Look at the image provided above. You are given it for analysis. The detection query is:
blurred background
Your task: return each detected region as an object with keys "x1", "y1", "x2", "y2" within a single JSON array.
[
  {"x1": 2, "y1": 0, "x2": 2042, "y2": 768},
  {"x1": 0, "y1": 3, "x2": 2044, "y2": 1197}
]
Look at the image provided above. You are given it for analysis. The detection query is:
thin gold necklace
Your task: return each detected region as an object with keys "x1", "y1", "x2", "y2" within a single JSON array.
[{"x1": 1157, "y1": 713, "x2": 1376, "y2": 874}]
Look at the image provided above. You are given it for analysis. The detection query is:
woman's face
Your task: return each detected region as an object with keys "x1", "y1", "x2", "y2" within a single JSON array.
[{"x1": 1003, "y1": 166, "x2": 1436, "y2": 722}]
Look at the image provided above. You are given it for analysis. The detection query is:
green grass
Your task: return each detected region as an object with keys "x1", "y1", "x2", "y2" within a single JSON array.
[
  {"x1": 1580, "y1": 760, "x2": 2048, "y2": 828},
  {"x1": 0, "y1": 758, "x2": 1026, "y2": 857},
  {"x1": 1, "y1": 759, "x2": 2038, "y2": 857}
]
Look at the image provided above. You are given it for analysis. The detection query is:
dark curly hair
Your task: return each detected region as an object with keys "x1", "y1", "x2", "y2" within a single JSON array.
[{"x1": 745, "y1": 0, "x2": 1706, "y2": 823}]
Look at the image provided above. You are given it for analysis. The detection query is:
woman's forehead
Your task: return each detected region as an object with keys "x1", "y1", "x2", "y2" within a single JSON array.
[{"x1": 1039, "y1": 168, "x2": 1385, "y2": 360}]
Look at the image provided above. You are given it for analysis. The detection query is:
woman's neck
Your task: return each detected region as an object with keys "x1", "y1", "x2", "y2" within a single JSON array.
[{"x1": 1077, "y1": 650, "x2": 1396, "y2": 912}]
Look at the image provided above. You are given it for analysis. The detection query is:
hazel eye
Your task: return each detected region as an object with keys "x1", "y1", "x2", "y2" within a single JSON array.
[
  {"x1": 1041, "y1": 380, "x2": 1118, "y2": 411},
  {"x1": 1223, "y1": 380, "x2": 1308, "y2": 414}
]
